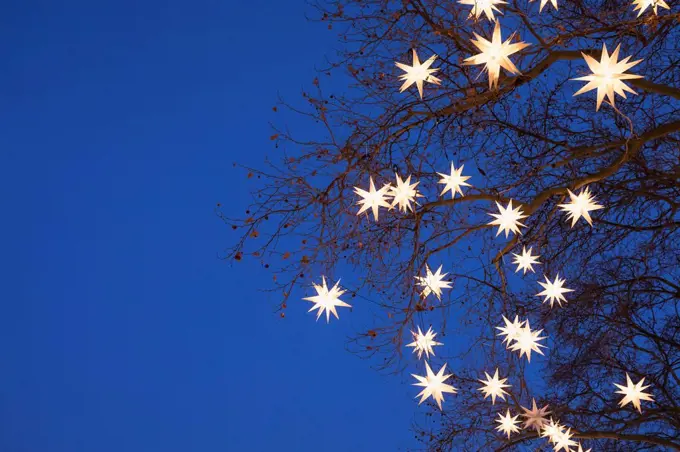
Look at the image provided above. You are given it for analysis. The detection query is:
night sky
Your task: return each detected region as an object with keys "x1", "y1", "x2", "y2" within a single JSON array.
[{"x1": 0, "y1": 1, "x2": 421, "y2": 451}]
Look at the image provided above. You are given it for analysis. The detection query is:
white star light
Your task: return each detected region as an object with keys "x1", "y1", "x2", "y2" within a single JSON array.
[
  {"x1": 438, "y1": 162, "x2": 471, "y2": 199},
  {"x1": 496, "y1": 315, "x2": 525, "y2": 346},
  {"x1": 412, "y1": 362, "x2": 457, "y2": 410},
  {"x1": 415, "y1": 264, "x2": 453, "y2": 301},
  {"x1": 533, "y1": 0, "x2": 558, "y2": 12},
  {"x1": 509, "y1": 320, "x2": 546, "y2": 362},
  {"x1": 495, "y1": 409, "x2": 521, "y2": 438},
  {"x1": 459, "y1": 0, "x2": 507, "y2": 21},
  {"x1": 488, "y1": 200, "x2": 527, "y2": 238},
  {"x1": 574, "y1": 444, "x2": 592, "y2": 452},
  {"x1": 396, "y1": 49, "x2": 442, "y2": 99},
  {"x1": 354, "y1": 177, "x2": 392, "y2": 221},
  {"x1": 632, "y1": 0, "x2": 669, "y2": 16},
  {"x1": 572, "y1": 43, "x2": 643, "y2": 111},
  {"x1": 407, "y1": 326, "x2": 443, "y2": 360},
  {"x1": 541, "y1": 418, "x2": 564, "y2": 443},
  {"x1": 521, "y1": 399, "x2": 550, "y2": 432},
  {"x1": 303, "y1": 276, "x2": 352, "y2": 323},
  {"x1": 558, "y1": 187, "x2": 604, "y2": 227},
  {"x1": 614, "y1": 373, "x2": 654, "y2": 412},
  {"x1": 537, "y1": 274, "x2": 574, "y2": 308},
  {"x1": 478, "y1": 368, "x2": 511, "y2": 404},
  {"x1": 553, "y1": 428, "x2": 577, "y2": 452},
  {"x1": 463, "y1": 21, "x2": 530, "y2": 89},
  {"x1": 389, "y1": 173, "x2": 423, "y2": 213},
  {"x1": 512, "y1": 246, "x2": 541, "y2": 274}
]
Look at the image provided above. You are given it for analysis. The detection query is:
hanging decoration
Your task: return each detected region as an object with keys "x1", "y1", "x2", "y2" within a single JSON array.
[
  {"x1": 459, "y1": 0, "x2": 507, "y2": 21},
  {"x1": 303, "y1": 276, "x2": 352, "y2": 323},
  {"x1": 396, "y1": 49, "x2": 442, "y2": 99},
  {"x1": 412, "y1": 362, "x2": 457, "y2": 410},
  {"x1": 415, "y1": 264, "x2": 453, "y2": 301},
  {"x1": 495, "y1": 409, "x2": 521, "y2": 438},
  {"x1": 521, "y1": 399, "x2": 550, "y2": 432},
  {"x1": 390, "y1": 173, "x2": 423, "y2": 213},
  {"x1": 496, "y1": 315, "x2": 525, "y2": 345},
  {"x1": 407, "y1": 326, "x2": 443, "y2": 359},
  {"x1": 354, "y1": 177, "x2": 392, "y2": 221},
  {"x1": 508, "y1": 319, "x2": 546, "y2": 362},
  {"x1": 512, "y1": 246, "x2": 541, "y2": 274},
  {"x1": 536, "y1": 274, "x2": 574, "y2": 308},
  {"x1": 488, "y1": 200, "x2": 527, "y2": 237},
  {"x1": 614, "y1": 373, "x2": 654, "y2": 412},
  {"x1": 478, "y1": 368, "x2": 511, "y2": 404},
  {"x1": 438, "y1": 162, "x2": 472, "y2": 199},
  {"x1": 559, "y1": 187, "x2": 604, "y2": 227},
  {"x1": 632, "y1": 0, "x2": 669, "y2": 16}
]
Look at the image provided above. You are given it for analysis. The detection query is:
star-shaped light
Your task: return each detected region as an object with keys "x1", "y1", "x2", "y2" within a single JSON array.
[
  {"x1": 512, "y1": 246, "x2": 541, "y2": 274},
  {"x1": 463, "y1": 21, "x2": 530, "y2": 89},
  {"x1": 558, "y1": 187, "x2": 603, "y2": 227},
  {"x1": 553, "y1": 428, "x2": 577, "y2": 452},
  {"x1": 573, "y1": 444, "x2": 592, "y2": 452},
  {"x1": 632, "y1": 0, "x2": 669, "y2": 16},
  {"x1": 303, "y1": 276, "x2": 352, "y2": 323},
  {"x1": 533, "y1": 0, "x2": 558, "y2": 12},
  {"x1": 572, "y1": 43, "x2": 643, "y2": 111},
  {"x1": 407, "y1": 326, "x2": 443, "y2": 359},
  {"x1": 354, "y1": 177, "x2": 392, "y2": 221},
  {"x1": 412, "y1": 362, "x2": 457, "y2": 410},
  {"x1": 389, "y1": 173, "x2": 423, "y2": 213},
  {"x1": 438, "y1": 162, "x2": 471, "y2": 199},
  {"x1": 509, "y1": 320, "x2": 546, "y2": 362},
  {"x1": 415, "y1": 264, "x2": 453, "y2": 301},
  {"x1": 396, "y1": 49, "x2": 442, "y2": 99},
  {"x1": 495, "y1": 409, "x2": 521, "y2": 438},
  {"x1": 537, "y1": 274, "x2": 574, "y2": 308},
  {"x1": 541, "y1": 418, "x2": 564, "y2": 443},
  {"x1": 496, "y1": 315, "x2": 525, "y2": 346},
  {"x1": 521, "y1": 399, "x2": 550, "y2": 432},
  {"x1": 488, "y1": 200, "x2": 527, "y2": 238},
  {"x1": 478, "y1": 368, "x2": 511, "y2": 404},
  {"x1": 614, "y1": 373, "x2": 654, "y2": 412},
  {"x1": 459, "y1": 0, "x2": 506, "y2": 21}
]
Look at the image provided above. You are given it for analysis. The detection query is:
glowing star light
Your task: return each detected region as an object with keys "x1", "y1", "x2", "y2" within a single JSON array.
[
  {"x1": 573, "y1": 43, "x2": 643, "y2": 111},
  {"x1": 495, "y1": 409, "x2": 520, "y2": 438},
  {"x1": 463, "y1": 21, "x2": 530, "y2": 89},
  {"x1": 512, "y1": 246, "x2": 540, "y2": 274},
  {"x1": 303, "y1": 276, "x2": 351, "y2": 323},
  {"x1": 389, "y1": 173, "x2": 422, "y2": 213},
  {"x1": 521, "y1": 399, "x2": 550, "y2": 432},
  {"x1": 541, "y1": 418, "x2": 564, "y2": 443},
  {"x1": 459, "y1": 0, "x2": 507, "y2": 21},
  {"x1": 478, "y1": 368, "x2": 511, "y2": 404},
  {"x1": 534, "y1": 0, "x2": 558, "y2": 12},
  {"x1": 488, "y1": 200, "x2": 527, "y2": 238},
  {"x1": 574, "y1": 444, "x2": 592, "y2": 452},
  {"x1": 412, "y1": 362, "x2": 457, "y2": 410},
  {"x1": 614, "y1": 373, "x2": 654, "y2": 412},
  {"x1": 496, "y1": 315, "x2": 525, "y2": 346},
  {"x1": 438, "y1": 162, "x2": 471, "y2": 199},
  {"x1": 553, "y1": 428, "x2": 577, "y2": 452},
  {"x1": 632, "y1": 0, "x2": 669, "y2": 16},
  {"x1": 537, "y1": 274, "x2": 574, "y2": 308},
  {"x1": 559, "y1": 187, "x2": 603, "y2": 227},
  {"x1": 354, "y1": 177, "x2": 392, "y2": 221},
  {"x1": 407, "y1": 326, "x2": 443, "y2": 360},
  {"x1": 396, "y1": 49, "x2": 441, "y2": 99},
  {"x1": 509, "y1": 320, "x2": 546, "y2": 362},
  {"x1": 415, "y1": 264, "x2": 453, "y2": 301}
]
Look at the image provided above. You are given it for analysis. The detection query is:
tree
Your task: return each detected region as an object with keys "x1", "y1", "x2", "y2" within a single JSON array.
[{"x1": 221, "y1": 0, "x2": 680, "y2": 449}]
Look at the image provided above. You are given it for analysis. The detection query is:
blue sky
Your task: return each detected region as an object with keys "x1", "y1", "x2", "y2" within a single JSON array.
[{"x1": 0, "y1": 1, "x2": 419, "y2": 450}]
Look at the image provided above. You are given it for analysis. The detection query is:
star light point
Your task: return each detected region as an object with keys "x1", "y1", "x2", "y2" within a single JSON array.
[
  {"x1": 537, "y1": 274, "x2": 574, "y2": 308},
  {"x1": 573, "y1": 43, "x2": 643, "y2": 111},
  {"x1": 495, "y1": 409, "x2": 521, "y2": 438},
  {"x1": 407, "y1": 326, "x2": 443, "y2": 360},
  {"x1": 559, "y1": 187, "x2": 603, "y2": 227},
  {"x1": 488, "y1": 200, "x2": 527, "y2": 238},
  {"x1": 614, "y1": 373, "x2": 654, "y2": 412},
  {"x1": 438, "y1": 162, "x2": 471, "y2": 199},
  {"x1": 354, "y1": 177, "x2": 392, "y2": 221},
  {"x1": 496, "y1": 315, "x2": 525, "y2": 346},
  {"x1": 415, "y1": 264, "x2": 453, "y2": 301},
  {"x1": 459, "y1": 0, "x2": 507, "y2": 21},
  {"x1": 533, "y1": 0, "x2": 559, "y2": 12},
  {"x1": 632, "y1": 0, "x2": 669, "y2": 16},
  {"x1": 412, "y1": 362, "x2": 457, "y2": 410},
  {"x1": 512, "y1": 246, "x2": 541, "y2": 274},
  {"x1": 389, "y1": 173, "x2": 423, "y2": 213},
  {"x1": 478, "y1": 368, "x2": 511, "y2": 404},
  {"x1": 303, "y1": 276, "x2": 352, "y2": 323},
  {"x1": 396, "y1": 49, "x2": 441, "y2": 99},
  {"x1": 463, "y1": 21, "x2": 530, "y2": 89},
  {"x1": 521, "y1": 399, "x2": 550, "y2": 432},
  {"x1": 508, "y1": 320, "x2": 546, "y2": 362},
  {"x1": 553, "y1": 428, "x2": 578, "y2": 452}
]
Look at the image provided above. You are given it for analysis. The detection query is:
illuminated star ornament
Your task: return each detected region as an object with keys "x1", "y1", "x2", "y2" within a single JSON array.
[
  {"x1": 574, "y1": 444, "x2": 592, "y2": 452},
  {"x1": 553, "y1": 428, "x2": 578, "y2": 452},
  {"x1": 614, "y1": 373, "x2": 654, "y2": 412},
  {"x1": 389, "y1": 173, "x2": 422, "y2": 213},
  {"x1": 496, "y1": 315, "x2": 525, "y2": 346},
  {"x1": 415, "y1": 264, "x2": 453, "y2": 301},
  {"x1": 512, "y1": 246, "x2": 540, "y2": 274},
  {"x1": 463, "y1": 21, "x2": 530, "y2": 89},
  {"x1": 407, "y1": 326, "x2": 443, "y2": 359},
  {"x1": 438, "y1": 162, "x2": 471, "y2": 199},
  {"x1": 458, "y1": 0, "x2": 507, "y2": 21},
  {"x1": 573, "y1": 43, "x2": 643, "y2": 111},
  {"x1": 495, "y1": 409, "x2": 520, "y2": 438},
  {"x1": 478, "y1": 368, "x2": 511, "y2": 404},
  {"x1": 541, "y1": 418, "x2": 564, "y2": 444},
  {"x1": 521, "y1": 399, "x2": 550, "y2": 432},
  {"x1": 488, "y1": 200, "x2": 527, "y2": 238},
  {"x1": 508, "y1": 320, "x2": 546, "y2": 362},
  {"x1": 559, "y1": 187, "x2": 604, "y2": 227},
  {"x1": 534, "y1": 0, "x2": 558, "y2": 12},
  {"x1": 537, "y1": 274, "x2": 574, "y2": 308},
  {"x1": 354, "y1": 177, "x2": 392, "y2": 221},
  {"x1": 412, "y1": 362, "x2": 457, "y2": 410},
  {"x1": 395, "y1": 49, "x2": 442, "y2": 99},
  {"x1": 303, "y1": 276, "x2": 352, "y2": 323},
  {"x1": 632, "y1": 0, "x2": 669, "y2": 16}
]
